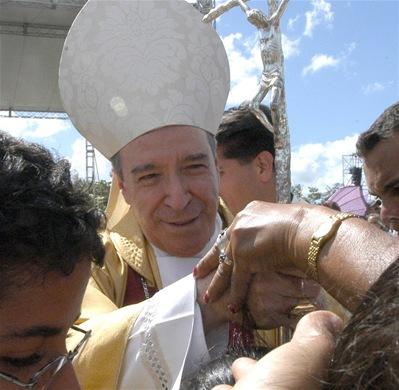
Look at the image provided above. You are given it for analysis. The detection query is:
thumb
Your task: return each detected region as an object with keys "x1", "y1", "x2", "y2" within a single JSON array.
[
  {"x1": 230, "y1": 310, "x2": 343, "y2": 389},
  {"x1": 231, "y1": 357, "x2": 257, "y2": 380}
]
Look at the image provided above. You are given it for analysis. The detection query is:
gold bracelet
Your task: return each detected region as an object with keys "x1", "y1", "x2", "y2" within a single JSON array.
[{"x1": 307, "y1": 212, "x2": 358, "y2": 280}]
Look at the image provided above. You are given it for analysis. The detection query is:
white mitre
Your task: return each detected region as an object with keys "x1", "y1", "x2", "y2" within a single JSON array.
[{"x1": 59, "y1": 0, "x2": 230, "y2": 159}]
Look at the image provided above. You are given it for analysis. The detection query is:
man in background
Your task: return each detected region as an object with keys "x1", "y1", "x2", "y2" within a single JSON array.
[
  {"x1": 216, "y1": 104, "x2": 348, "y2": 322},
  {"x1": 357, "y1": 102, "x2": 399, "y2": 233},
  {"x1": 216, "y1": 104, "x2": 276, "y2": 216}
]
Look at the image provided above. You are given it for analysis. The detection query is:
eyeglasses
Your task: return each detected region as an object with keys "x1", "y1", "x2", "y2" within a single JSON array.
[{"x1": 0, "y1": 326, "x2": 91, "y2": 390}]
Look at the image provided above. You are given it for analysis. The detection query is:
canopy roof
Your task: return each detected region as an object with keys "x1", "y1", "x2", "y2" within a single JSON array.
[
  {"x1": 0, "y1": 0, "x2": 86, "y2": 112},
  {"x1": 325, "y1": 185, "x2": 370, "y2": 217}
]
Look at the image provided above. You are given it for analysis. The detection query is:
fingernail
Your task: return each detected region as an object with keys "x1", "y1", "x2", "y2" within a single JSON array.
[
  {"x1": 192, "y1": 266, "x2": 198, "y2": 278},
  {"x1": 228, "y1": 304, "x2": 239, "y2": 314},
  {"x1": 204, "y1": 292, "x2": 209, "y2": 304},
  {"x1": 325, "y1": 315, "x2": 344, "y2": 337}
]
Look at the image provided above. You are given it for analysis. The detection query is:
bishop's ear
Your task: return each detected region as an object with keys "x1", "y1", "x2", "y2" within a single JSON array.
[
  {"x1": 113, "y1": 170, "x2": 124, "y2": 190},
  {"x1": 115, "y1": 173, "x2": 134, "y2": 206}
]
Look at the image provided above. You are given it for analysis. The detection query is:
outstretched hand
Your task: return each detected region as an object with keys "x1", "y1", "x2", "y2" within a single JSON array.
[
  {"x1": 213, "y1": 310, "x2": 343, "y2": 389},
  {"x1": 194, "y1": 201, "x2": 307, "y2": 312}
]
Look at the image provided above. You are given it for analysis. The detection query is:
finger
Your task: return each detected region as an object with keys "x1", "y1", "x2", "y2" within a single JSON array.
[
  {"x1": 212, "y1": 386, "x2": 232, "y2": 390},
  {"x1": 276, "y1": 274, "x2": 320, "y2": 300},
  {"x1": 245, "y1": 272, "x2": 316, "y2": 329},
  {"x1": 291, "y1": 310, "x2": 343, "y2": 344},
  {"x1": 299, "y1": 279, "x2": 321, "y2": 300},
  {"x1": 206, "y1": 256, "x2": 234, "y2": 303},
  {"x1": 277, "y1": 267, "x2": 307, "y2": 278},
  {"x1": 271, "y1": 311, "x2": 343, "y2": 387},
  {"x1": 229, "y1": 263, "x2": 252, "y2": 311},
  {"x1": 230, "y1": 311, "x2": 343, "y2": 389},
  {"x1": 231, "y1": 357, "x2": 257, "y2": 380},
  {"x1": 195, "y1": 244, "x2": 220, "y2": 279},
  {"x1": 252, "y1": 306, "x2": 298, "y2": 329}
]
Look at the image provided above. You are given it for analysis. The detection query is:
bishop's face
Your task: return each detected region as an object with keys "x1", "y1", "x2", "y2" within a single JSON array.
[{"x1": 117, "y1": 125, "x2": 219, "y2": 257}]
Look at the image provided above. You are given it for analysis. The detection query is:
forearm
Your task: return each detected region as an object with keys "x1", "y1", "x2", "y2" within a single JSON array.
[{"x1": 292, "y1": 206, "x2": 399, "y2": 311}]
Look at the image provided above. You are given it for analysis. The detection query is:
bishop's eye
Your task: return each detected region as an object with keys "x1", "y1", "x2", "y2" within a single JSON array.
[
  {"x1": 138, "y1": 173, "x2": 160, "y2": 184},
  {"x1": 185, "y1": 163, "x2": 208, "y2": 174}
]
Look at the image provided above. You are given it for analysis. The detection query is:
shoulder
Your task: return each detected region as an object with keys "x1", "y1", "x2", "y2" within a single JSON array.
[{"x1": 71, "y1": 304, "x2": 146, "y2": 390}]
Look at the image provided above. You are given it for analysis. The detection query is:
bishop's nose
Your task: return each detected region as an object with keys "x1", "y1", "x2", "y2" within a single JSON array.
[{"x1": 163, "y1": 174, "x2": 192, "y2": 211}]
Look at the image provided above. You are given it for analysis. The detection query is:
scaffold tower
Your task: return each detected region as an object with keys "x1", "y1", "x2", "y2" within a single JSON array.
[
  {"x1": 342, "y1": 154, "x2": 364, "y2": 186},
  {"x1": 85, "y1": 140, "x2": 98, "y2": 183}
]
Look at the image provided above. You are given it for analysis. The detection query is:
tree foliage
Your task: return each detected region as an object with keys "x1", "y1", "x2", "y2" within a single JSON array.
[
  {"x1": 292, "y1": 183, "x2": 342, "y2": 205},
  {"x1": 72, "y1": 175, "x2": 111, "y2": 211}
]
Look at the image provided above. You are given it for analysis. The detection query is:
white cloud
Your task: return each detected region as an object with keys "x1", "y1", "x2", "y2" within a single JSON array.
[
  {"x1": 304, "y1": 0, "x2": 334, "y2": 38},
  {"x1": 69, "y1": 138, "x2": 112, "y2": 181},
  {"x1": 222, "y1": 32, "x2": 262, "y2": 106},
  {"x1": 362, "y1": 81, "x2": 393, "y2": 95},
  {"x1": 282, "y1": 34, "x2": 300, "y2": 59},
  {"x1": 0, "y1": 117, "x2": 68, "y2": 138},
  {"x1": 288, "y1": 14, "x2": 300, "y2": 31},
  {"x1": 302, "y1": 41, "x2": 356, "y2": 77},
  {"x1": 345, "y1": 41, "x2": 357, "y2": 55},
  {"x1": 302, "y1": 53, "x2": 339, "y2": 76},
  {"x1": 362, "y1": 82, "x2": 385, "y2": 95},
  {"x1": 291, "y1": 134, "x2": 359, "y2": 190},
  {"x1": 222, "y1": 31, "x2": 300, "y2": 106}
]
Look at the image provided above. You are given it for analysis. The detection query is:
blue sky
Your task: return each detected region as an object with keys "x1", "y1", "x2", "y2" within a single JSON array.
[{"x1": 1, "y1": 0, "x2": 398, "y2": 190}]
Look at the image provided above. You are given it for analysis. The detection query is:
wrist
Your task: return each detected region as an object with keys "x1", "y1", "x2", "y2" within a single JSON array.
[
  {"x1": 285, "y1": 205, "x2": 310, "y2": 268},
  {"x1": 289, "y1": 206, "x2": 332, "y2": 270}
]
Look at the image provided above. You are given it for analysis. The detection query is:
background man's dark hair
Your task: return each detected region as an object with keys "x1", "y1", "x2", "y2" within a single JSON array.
[
  {"x1": 0, "y1": 131, "x2": 105, "y2": 298},
  {"x1": 216, "y1": 104, "x2": 275, "y2": 164},
  {"x1": 356, "y1": 102, "x2": 399, "y2": 157}
]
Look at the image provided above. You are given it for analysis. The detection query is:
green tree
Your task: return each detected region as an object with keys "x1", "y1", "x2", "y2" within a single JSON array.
[
  {"x1": 291, "y1": 184, "x2": 303, "y2": 201},
  {"x1": 305, "y1": 186, "x2": 323, "y2": 204},
  {"x1": 72, "y1": 176, "x2": 111, "y2": 211},
  {"x1": 91, "y1": 180, "x2": 112, "y2": 211}
]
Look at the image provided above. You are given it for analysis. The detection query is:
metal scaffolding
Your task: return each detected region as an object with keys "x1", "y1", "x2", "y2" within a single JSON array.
[
  {"x1": 0, "y1": 110, "x2": 68, "y2": 119},
  {"x1": 85, "y1": 140, "x2": 98, "y2": 183},
  {"x1": 342, "y1": 154, "x2": 364, "y2": 186}
]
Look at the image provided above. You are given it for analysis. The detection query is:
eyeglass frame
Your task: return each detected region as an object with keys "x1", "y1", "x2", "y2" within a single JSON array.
[{"x1": 0, "y1": 325, "x2": 91, "y2": 390}]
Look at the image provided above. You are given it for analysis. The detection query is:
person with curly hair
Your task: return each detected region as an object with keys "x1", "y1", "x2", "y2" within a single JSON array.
[{"x1": 0, "y1": 131, "x2": 105, "y2": 389}]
